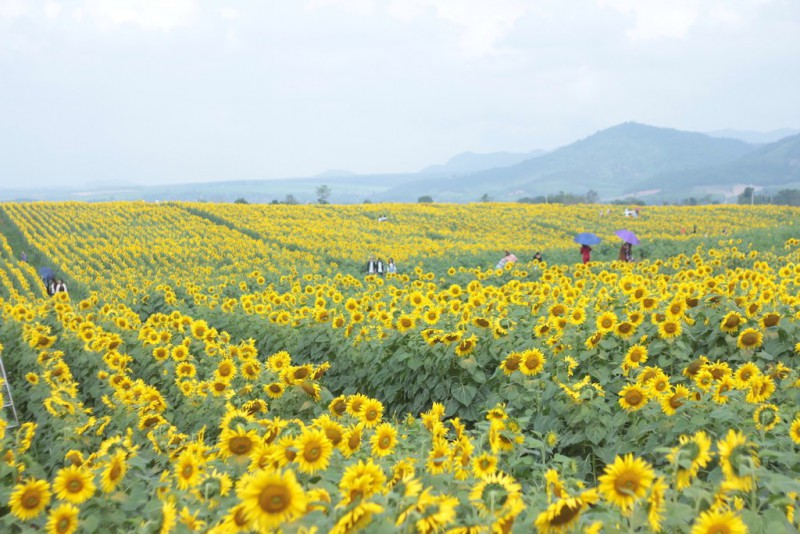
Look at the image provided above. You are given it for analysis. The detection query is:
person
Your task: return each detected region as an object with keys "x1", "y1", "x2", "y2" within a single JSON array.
[
  {"x1": 619, "y1": 243, "x2": 633, "y2": 262},
  {"x1": 580, "y1": 244, "x2": 592, "y2": 264},
  {"x1": 496, "y1": 250, "x2": 517, "y2": 270},
  {"x1": 366, "y1": 255, "x2": 377, "y2": 274},
  {"x1": 376, "y1": 257, "x2": 385, "y2": 276},
  {"x1": 533, "y1": 252, "x2": 543, "y2": 262},
  {"x1": 54, "y1": 279, "x2": 67, "y2": 294},
  {"x1": 20, "y1": 251, "x2": 27, "y2": 262},
  {"x1": 387, "y1": 258, "x2": 397, "y2": 274}
]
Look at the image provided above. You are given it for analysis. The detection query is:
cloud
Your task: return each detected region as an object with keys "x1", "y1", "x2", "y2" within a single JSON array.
[
  {"x1": 81, "y1": 0, "x2": 197, "y2": 32},
  {"x1": 219, "y1": 7, "x2": 239, "y2": 20},
  {"x1": 43, "y1": 1, "x2": 61, "y2": 19},
  {"x1": 0, "y1": 0, "x2": 28, "y2": 19},
  {"x1": 597, "y1": 0, "x2": 700, "y2": 40},
  {"x1": 305, "y1": 0, "x2": 375, "y2": 16}
]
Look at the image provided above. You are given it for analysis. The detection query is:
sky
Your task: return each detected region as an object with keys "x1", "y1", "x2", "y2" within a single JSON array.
[{"x1": 1, "y1": 0, "x2": 799, "y2": 188}]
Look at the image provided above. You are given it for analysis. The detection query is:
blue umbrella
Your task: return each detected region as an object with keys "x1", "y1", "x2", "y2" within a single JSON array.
[
  {"x1": 574, "y1": 232, "x2": 601, "y2": 246},
  {"x1": 38, "y1": 266, "x2": 55, "y2": 281}
]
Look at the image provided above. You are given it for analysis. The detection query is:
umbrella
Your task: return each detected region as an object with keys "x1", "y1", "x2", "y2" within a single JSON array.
[
  {"x1": 38, "y1": 266, "x2": 55, "y2": 281},
  {"x1": 615, "y1": 229, "x2": 640, "y2": 245},
  {"x1": 574, "y1": 232, "x2": 601, "y2": 246}
]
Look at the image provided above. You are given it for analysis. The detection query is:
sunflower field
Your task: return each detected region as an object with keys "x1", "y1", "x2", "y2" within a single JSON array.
[{"x1": 0, "y1": 201, "x2": 799, "y2": 533}]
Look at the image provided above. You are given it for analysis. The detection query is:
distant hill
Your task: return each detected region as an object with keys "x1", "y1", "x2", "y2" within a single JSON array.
[
  {"x1": 420, "y1": 150, "x2": 545, "y2": 175},
  {"x1": 706, "y1": 128, "x2": 800, "y2": 145},
  {"x1": 379, "y1": 122, "x2": 756, "y2": 201},
  {"x1": 639, "y1": 133, "x2": 800, "y2": 194}
]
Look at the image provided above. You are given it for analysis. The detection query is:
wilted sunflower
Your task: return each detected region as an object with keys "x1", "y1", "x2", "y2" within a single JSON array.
[
  {"x1": 598, "y1": 454, "x2": 655, "y2": 511},
  {"x1": 237, "y1": 469, "x2": 307, "y2": 531}
]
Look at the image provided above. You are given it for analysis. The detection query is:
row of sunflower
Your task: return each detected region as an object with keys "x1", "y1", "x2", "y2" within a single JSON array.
[
  {"x1": 2, "y1": 290, "x2": 796, "y2": 533},
  {"x1": 0, "y1": 202, "x2": 798, "y2": 532}
]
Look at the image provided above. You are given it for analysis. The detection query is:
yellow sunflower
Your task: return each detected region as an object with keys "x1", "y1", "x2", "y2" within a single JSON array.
[
  {"x1": 720, "y1": 311, "x2": 744, "y2": 334},
  {"x1": 46, "y1": 503, "x2": 80, "y2": 534},
  {"x1": 623, "y1": 344, "x2": 648, "y2": 370},
  {"x1": 690, "y1": 509, "x2": 747, "y2": 534},
  {"x1": 667, "y1": 431, "x2": 713, "y2": 490},
  {"x1": 100, "y1": 449, "x2": 127, "y2": 493},
  {"x1": 370, "y1": 422, "x2": 398, "y2": 457},
  {"x1": 175, "y1": 450, "x2": 203, "y2": 490},
  {"x1": 53, "y1": 465, "x2": 96, "y2": 504},
  {"x1": 717, "y1": 429, "x2": 759, "y2": 492},
  {"x1": 597, "y1": 454, "x2": 655, "y2": 511},
  {"x1": 736, "y1": 328, "x2": 763, "y2": 350},
  {"x1": 294, "y1": 428, "x2": 333, "y2": 474},
  {"x1": 519, "y1": 349, "x2": 546, "y2": 376},
  {"x1": 595, "y1": 311, "x2": 618, "y2": 333},
  {"x1": 658, "y1": 319, "x2": 682, "y2": 340},
  {"x1": 753, "y1": 403, "x2": 780, "y2": 431},
  {"x1": 237, "y1": 469, "x2": 307, "y2": 530},
  {"x1": 338, "y1": 458, "x2": 387, "y2": 505},
  {"x1": 9, "y1": 478, "x2": 51, "y2": 520},
  {"x1": 618, "y1": 384, "x2": 648, "y2": 411},
  {"x1": 359, "y1": 398, "x2": 384, "y2": 428}
]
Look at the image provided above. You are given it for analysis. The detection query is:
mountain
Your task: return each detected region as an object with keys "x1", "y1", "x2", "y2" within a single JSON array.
[
  {"x1": 640, "y1": 133, "x2": 800, "y2": 194},
  {"x1": 379, "y1": 122, "x2": 756, "y2": 201},
  {"x1": 706, "y1": 128, "x2": 800, "y2": 145},
  {"x1": 314, "y1": 169, "x2": 358, "y2": 179},
  {"x1": 420, "y1": 150, "x2": 546, "y2": 175}
]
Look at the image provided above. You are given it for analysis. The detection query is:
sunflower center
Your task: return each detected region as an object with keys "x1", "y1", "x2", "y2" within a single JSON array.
[
  {"x1": 22, "y1": 490, "x2": 40, "y2": 509},
  {"x1": 550, "y1": 501, "x2": 581, "y2": 526},
  {"x1": 67, "y1": 479, "x2": 83, "y2": 493},
  {"x1": 669, "y1": 394, "x2": 685, "y2": 409},
  {"x1": 229, "y1": 435, "x2": 252, "y2": 455},
  {"x1": 182, "y1": 464, "x2": 194, "y2": 478},
  {"x1": 56, "y1": 517, "x2": 71, "y2": 533},
  {"x1": 258, "y1": 484, "x2": 290, "y2": 513},
  {"x1": 741, "y1": 333, "x2": 758, "y2": 346},
  {"x1": 505, "y1": 356, "x2": 520, "y2": 371},
  {"x1": 234, "y1": 507, "x2": 248, "y2": 526},
  {"x1": 614, "y1": 474, "x2": 638, "y2": 495},
  {"x1": 625, "y1": 391, "x2": 643, "y2": 406},
  {"x1": 763, "y1": 314, "x2": 779, "y2": 327},
  {"x1": 379, "y1": 436, "x2": 391, "y2": 448},
  {"x1": 724, "y1": 317, "x2": 739, "y2": 328},
  {"x1": 109, "y1": 464, "x2": 122, "y2": 480},
  {"x1": 305, "y1": 446, "x2": 321, "y2": 462},
  {"x1": 366, "y1": 409, "x2": 378, "y2": 421}
]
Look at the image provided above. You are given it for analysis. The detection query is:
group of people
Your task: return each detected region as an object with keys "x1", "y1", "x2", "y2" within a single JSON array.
[
  {"x1": 45, "y1": 277, "x2": 68, "y2": 296},
  {"x1": 365, "y1": 255, "x2": 396, "y2": 275},
  {"x1": 579, "y1": 242, "x2": 634, "y2": 264}
]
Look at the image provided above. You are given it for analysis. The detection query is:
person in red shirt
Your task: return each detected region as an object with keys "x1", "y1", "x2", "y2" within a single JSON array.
[{"x1": 580, "y1": 245, "x2": 592, "y2": 264}]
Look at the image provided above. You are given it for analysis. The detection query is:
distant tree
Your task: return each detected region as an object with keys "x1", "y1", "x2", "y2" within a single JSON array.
[
  {"x1": 738, "y1": 187, "x2": 754, "y2": 205},
  {"x1": 284, "y1": 194, "x2": 299, "y2": 205},
  {"x1": 479, "y1": 193, "x2": 493, "y2": 202},
  {"x1": 363, "y1": 199, "x2": 373, "y2": 204},
  {"x1": 417, "y1": 195, "x2": 434, "y2": 203},
  {"x1": 270, "y1": 199, "x2": 280, "y2": 204},
  {"x1": 316, "y1": 185, "x2": 331, "y2": 204},
  {"x1": 234, "y1": 197, "x2": 249, "y2": 204},
  {"x1": 772, "y1": 189, "x2": 800, "y2": 206},
  {"x1": 585, "y1": 189, "x2": 599, "y2": 203},
  {"x1": 517, "y1": 196, "x2": 546, "y2": 204}
]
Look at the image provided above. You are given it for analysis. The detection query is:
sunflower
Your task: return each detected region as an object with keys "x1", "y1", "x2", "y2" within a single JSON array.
[
  {"x1": 218, "y1": 426, "x2": 260, "y2": 459},
  {"x1": 660, "y1": 385, "x2": 690, "y2": 416},
  {"x1": 426, "y1": 439, "x2": 452, "y2": 475},
  {"x1": 358, "y1": 398, "x2": 384, "y2": 428},
  {"x1": 293, "y1": 428, "x2": 333, "y2": 474},
  {"x1": 500, "y1": 352, "x2": 522, "y2": 375},
  {"x1": 316, "y1": 416, "x2": 345, "y2": 448},
  {"x1": 171, "y1": 344, "x2": 189, "y2": 362},
  {"x1": 534, "y1": 493, "x2": 594, "y2": 534},
  {"x1": 455, "y1": 335, "x2": 478, "y2": 357},
  {"x1": 623, "y1": 344, "x2": 648, "y2": 370},
  {"x1": 519, "y1": 349, "x2": 546, "y2": 376},
  {"x1": 264, "y1": 382, "x2": 285, "y2": 399},
  {"x1": 746, "y1": 375, "x2": 775, "y2": 404},
  {"x1": 342, "y1": 424, "x2": 364, "y2": 458},
  {"x1": 753, "y1": 404, "x2": 780, "y2": 431},
  {"x1": 647, "y1": 476, "x2": 668, "y2": 533},
  {"x1": 618, "y1": 384, "x2": 648, "y2": 411},
  {"x1": 472, "y1": 453, "x2": 498, "y2": 479},
  {"x1": 614, "y1": 321, "x2": 636, "y2": 340},
  {"x1": 759, "y1": 312, "x2": 780, "y2": 329},
  {"x1": 598, "y1": 454, "x2": 655, "y2": 511},
  {"x1": 736, "y1": 328, "x2": 763, "y2": 350},
  {"x1": 329, "y1": 395, "x2": 348, "y2": 418},
  {"x1": 717, "y1": 429, "x2": 759, "y2": 492},
  {"x1": 469, "y1": 471, "x2": 523, "y2": 519},
  {"x1": 370, "y1": 423, "x2": 397, "y2": 457},
  {"x1": 237, "y1": 469, "x2": 307, "y2": 530},
  {"x1": 690, "y1": 509, "x2": 747, "y2": 534},
  {"x1": 658, "y1": 319, "x2": 682, "y2": 340},
  {"x1": 100, "y1": 449, "x2": 127, "y2": 493},
  {"x1": 790, "y1": 417, "x2": 800, "y2": 445},
  {"x1": 330, "y1": 501, "x2": 384, "y2": 534},
  {"x1": 190, "y1": 319, "x2": 209, "y2": 339},
  {"x1": 338, "y1": 458, "x2": 387, "y2": 505},
  {"x1": 734, "y1": 362, "x2": 760, "y2": 386},
  {"x1": 667, "y1": 431, "x2": 713, "y2": 490},
  {"x1": 218, "y1": 503, "x2": 251, "y2": 533},
  {"x1": 346, "y1": 393, "x2": 369, "y2": 417},
  {"x1": 396, "y1": 314, "x2": 416, "y2": 333},
  {"x1": 46, "y1": 503, "x2": 79, "y2": 534},
  {"x1": 9, "y1": 478, "x2": 51, "y2": 520},
  {"x1": 175, "y1": 450, "x2": 203, "y2": 490},
  {"x1": 720, "y1": 311, "x2": 744, "y2": 334},
  {"x1": 53, "y1": 465, "x2": 96, "y2": 504},
  {"x1": 595, "y1": 311, "x2": 618, "y2": 333}
]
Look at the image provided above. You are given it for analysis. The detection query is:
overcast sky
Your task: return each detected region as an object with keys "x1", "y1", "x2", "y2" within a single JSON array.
[{"x1": 1, "y1": 0, "x2": 799, "y2": 187}]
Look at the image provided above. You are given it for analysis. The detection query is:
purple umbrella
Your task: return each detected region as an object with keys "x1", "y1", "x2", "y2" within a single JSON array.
[{"x1": 615, "y1": 229, "x2": 640, "y2": 245}]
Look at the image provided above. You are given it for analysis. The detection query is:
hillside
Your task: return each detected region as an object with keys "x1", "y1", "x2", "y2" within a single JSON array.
[
  {"x1": 420, "y1": 149, "x2": 546, "y2": 175},
  {"x1": 378, "y1": 122, "x2": 756, "y2": 201}
]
